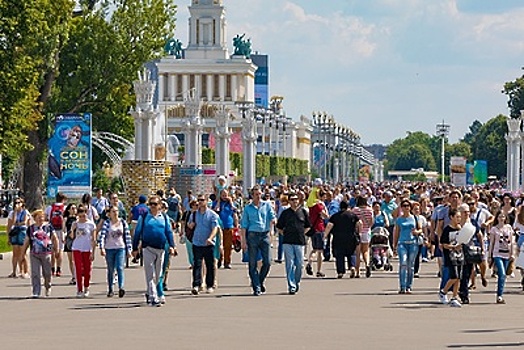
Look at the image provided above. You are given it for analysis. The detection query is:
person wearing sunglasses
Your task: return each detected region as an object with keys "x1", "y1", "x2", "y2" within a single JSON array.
[
  {"x1": 132, "y1": 195, "x2": 175, "y2": 307},
  {"x1": 189, "y1": 194, "x2": 220, "y2": 295},
  {"x1": 7, "y1": 198, "x2": 30, "y2": 278}
]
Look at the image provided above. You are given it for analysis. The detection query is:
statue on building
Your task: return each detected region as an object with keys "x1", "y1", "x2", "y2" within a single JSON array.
[
  {"x1": 233, "y1": 34, "x2": 252, "y2": 58},
  {"x1": 164, "y1": 38, "x2": 183, "y2": 59}
]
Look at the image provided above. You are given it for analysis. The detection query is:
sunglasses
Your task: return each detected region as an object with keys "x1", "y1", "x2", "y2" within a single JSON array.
[
  {"x1": 149, "y1": 202, "x2": 159, "y2": 206},
  {"x1": 402, "y1": 204, "x2": 411, "y2": 208},
  {"x1": 78, "y1": 210, "x2": 86, "y2": 214},
  {"x1": 289, "y1": 198, "x2": 299, "y2": 201},
  {"x1": 197, "y1": 199, "x2": 206, "y2": 202},
  {"x1": 15, "y1": 201, "x2": 21, "y2": 204}
]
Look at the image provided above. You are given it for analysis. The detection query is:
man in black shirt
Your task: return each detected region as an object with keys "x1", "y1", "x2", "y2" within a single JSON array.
[
  {"x1": 276, "y1": 193, "x2": 311, "y2": 294},
  {"x1": 324, "y1": 201, "x2": 362, "y2": 278}
]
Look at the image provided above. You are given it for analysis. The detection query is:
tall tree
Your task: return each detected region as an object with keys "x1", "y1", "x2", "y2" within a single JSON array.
[
  {"x1": 471, "y1": 115, "x2": 507, "y2": 178},
  {"x1": 9, "y1": 0, "x2": 177, "y2": 209},
  {"x1": 503, "y1": 69, "x2": 524, "y2": 118},
  {"x1": 461, "y1": 120, "x2": 483, "y2": 146}
]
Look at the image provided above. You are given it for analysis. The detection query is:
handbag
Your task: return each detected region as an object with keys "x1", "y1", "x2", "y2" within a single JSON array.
[
  {"x1": 449, "y1": 249, "x2": 464, "y2": 266},
  {"x1": 507, "y1": 258, "x2": 515, "y2": 276},
  {"x1": 462, "y1": 244, "x2": 483, "y2": 264},
  {"x1": 185, "y1": 211, "x2": 196, "y2": 243},
  {"x1": 8, "y1": 226, "x2": 22, "y2": 237}
]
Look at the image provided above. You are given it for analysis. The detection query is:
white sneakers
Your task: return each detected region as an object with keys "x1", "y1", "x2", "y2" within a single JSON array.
[
  {"x1": 438, "y1": 291, "x2": 449, "y2": 304},
  {"x1": 449, "y1": 298, "x2": 462, "y2": 308}
]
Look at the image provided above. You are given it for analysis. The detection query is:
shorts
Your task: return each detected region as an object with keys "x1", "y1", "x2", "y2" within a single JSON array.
[
  {"x1": 9, "y1": 230, "x2": 26, "y2": 246},
  {"x1": 360, "y1": 231, "x2": 371, "y2": 244},
  {"x1": 311, "y1": 232, "x2": 324, "y2": 250},
  {"x1": 447, "y1": 263, "x2": 462, "y2": 280}
]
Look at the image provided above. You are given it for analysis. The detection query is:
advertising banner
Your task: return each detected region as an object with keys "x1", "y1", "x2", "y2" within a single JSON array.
[
  {"x1": 47, "y1": 113, "x2": 92, "y2": 199},
  {"x1": 450, "y1": 156, "x2": 466, "y2": 187},
  {"x1": 359, "y1": 164, "x2": 371, "y2": 183},
  {"x1": 474, "y1": 160, "x2": 488, "y2": 184},
  {"x1": 466, "y1": 163, "x2": 474, "y2": 185}
]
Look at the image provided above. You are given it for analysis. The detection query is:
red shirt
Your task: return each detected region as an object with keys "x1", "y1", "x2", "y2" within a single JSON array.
[{"x1": 309, "y1": 202, "x2": 326, "y2": 233}]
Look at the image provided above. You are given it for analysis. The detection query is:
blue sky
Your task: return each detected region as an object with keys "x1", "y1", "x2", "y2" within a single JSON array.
[{"x1": 175, "y1": 0, "x2": 524, "y2": 145}]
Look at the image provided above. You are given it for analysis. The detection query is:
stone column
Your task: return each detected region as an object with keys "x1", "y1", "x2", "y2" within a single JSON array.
[
  {"x1": 219, "y1": 74, "x2": 225, "y2": 101},
  {"x1": 215, "y1": 105, "x2": 231, "y2": 177},
  {"x1": 241, "y1": 108, "x2": 257, "y2": 194},
  {"x1": 131, "y1": 69, "x2": 156, "y2": 160},
  {"x1": 231, "y1": 74, "x2": 238, "y2": 101},
  {"x1": 333, "y1": 157, "x2": 340, "y2": 184},
  {"x1": 183, "y1": 91, "x2": 204, "y2": 166},
  {"x1": 507, "y1": 117, "x2": 521, "y2": 192},
  {"x1": 169, "y1": 75, "x2": 176, "y2": 101}
]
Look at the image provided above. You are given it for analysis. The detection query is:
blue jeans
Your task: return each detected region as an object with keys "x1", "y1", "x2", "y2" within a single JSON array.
[
  {"x1": 105, "y1": 248, "x2": 125, "y2": 291},
  {"x1": 397, "y1": 242, "x2": 419, "y2": 290},
  {"x1": 493, "y1": 257, "x2": 510, "y2": 297},
  {"x1": 247, "y1": 231, "x2": 271, "y2": 292},
  {"x1": 283, "y1": 244, "x2": 304, "y2": 292}
]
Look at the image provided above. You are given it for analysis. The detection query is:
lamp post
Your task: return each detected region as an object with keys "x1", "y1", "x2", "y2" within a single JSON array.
[{"x1": 436, "y1": 120, "x2": 450, "y2": 183}]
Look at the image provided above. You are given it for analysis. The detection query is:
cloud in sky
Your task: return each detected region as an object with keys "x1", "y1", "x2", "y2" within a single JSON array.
[{"x1": 175, "y1": 0, "x2": 524, "y2": 145}]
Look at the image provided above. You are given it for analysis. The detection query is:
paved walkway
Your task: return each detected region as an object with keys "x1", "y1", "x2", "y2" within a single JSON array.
[{"x1": 1, "y1": 240, "x2": 523, "y2": 349}]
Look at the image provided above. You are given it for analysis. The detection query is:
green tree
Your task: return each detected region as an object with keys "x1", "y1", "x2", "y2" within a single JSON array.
[
  {"x1": 446, "y1": 141, "x2": 472, "y2": 162},
  {"x1": 503, "y1": 69, "x2": 524, "y2": 118},
  {"x1": 386, "y1": 131, "x2": 438, "y2": 171},
  {"x1": 471, "y1": 115, "x2": 507, "y2": 177},
  {"x1": 9, "y1": 0, "x2": 177, "y2": 209},
  {"x1": 461, "y1": 120, "x2": 483, "y2": 147},
  {"x1": 395, "y1": 144, "x2": 436, "y2": 171}
]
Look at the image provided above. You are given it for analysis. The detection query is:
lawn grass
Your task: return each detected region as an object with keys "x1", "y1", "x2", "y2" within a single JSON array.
[{"x1": 0, "y1": 225, "x2": 9, "y2": 253}]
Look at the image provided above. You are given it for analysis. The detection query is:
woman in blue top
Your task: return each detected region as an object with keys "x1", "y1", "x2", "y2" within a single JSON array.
[
  {"x1": 393, "y1": 199, "x2": 422, "y2": 294},
  {"x1": 371, "y1": 201, "x2": 389, "y2": 229}
]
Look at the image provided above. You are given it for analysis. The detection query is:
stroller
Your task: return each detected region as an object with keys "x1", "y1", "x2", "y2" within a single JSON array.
[{"x1": 370, "y1": 227, "x2": 393, "y2": 271}]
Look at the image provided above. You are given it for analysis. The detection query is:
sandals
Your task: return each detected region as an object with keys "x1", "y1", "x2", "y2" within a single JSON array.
[
  {"x1": 7, "y1": 273, "x2": 16, "y2": 278},
  {"x1": 316, "y1": 272, "x2": 325, "y2": 278}
]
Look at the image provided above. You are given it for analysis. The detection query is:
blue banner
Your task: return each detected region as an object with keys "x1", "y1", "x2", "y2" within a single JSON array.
[{"x1": 47, "y1": 113, "x2": 92, "y2": 199}]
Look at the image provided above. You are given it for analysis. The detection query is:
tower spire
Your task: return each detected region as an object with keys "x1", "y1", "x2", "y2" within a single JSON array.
[{"x1": 186, "y1": 0, "x2": 228, "y2": 59}]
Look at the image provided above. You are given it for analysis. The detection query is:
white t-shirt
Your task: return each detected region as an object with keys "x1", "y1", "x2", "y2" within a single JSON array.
[
  {"x1": 103, "y1": 220, "x2": 125, "y2": 250},
  {"x1": 72, "y1": 220, "x2": 96, "y2": 252}
]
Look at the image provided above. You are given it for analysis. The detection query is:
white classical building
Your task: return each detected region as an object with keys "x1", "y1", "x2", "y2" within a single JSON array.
[{"x1": 149, "y1": 0, "x2": 312, "y2": 190}]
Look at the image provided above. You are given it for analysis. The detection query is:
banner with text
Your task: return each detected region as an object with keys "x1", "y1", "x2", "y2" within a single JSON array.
[
  {"x1": 47, "y1": 113, "x2": 92, "y2": 199},
  {"x1": 450, "y1": 156, "x2": 467, "y2": 187}
]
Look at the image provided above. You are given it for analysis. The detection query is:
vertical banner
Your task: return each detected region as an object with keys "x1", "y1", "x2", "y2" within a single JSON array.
[
  {"x1": 466, "y1": 163, "x2": 474, "y2": 185},
  {"x1": 450, "y1": 156, "x2": 466, "y2": 187},
  {"x1": 47, "y1": 113, "x2": 92, "y2": 199},
  {"x1": 473, "y1": 160, "x2": 488, "y2": 184}
]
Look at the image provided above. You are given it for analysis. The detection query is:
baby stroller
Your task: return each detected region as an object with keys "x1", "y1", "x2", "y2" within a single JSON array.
[{"x1": 370, "y1": 227, "x2": 393, "y2": 271}]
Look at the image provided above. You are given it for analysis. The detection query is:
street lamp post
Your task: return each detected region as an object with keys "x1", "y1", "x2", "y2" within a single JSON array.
[{"x1": 436, "y1": 120, "x2": 450, "y2": 183}]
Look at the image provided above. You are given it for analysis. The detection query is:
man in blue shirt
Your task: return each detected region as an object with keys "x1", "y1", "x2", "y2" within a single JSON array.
[
  {"x1": 132, "y1": 195, "x2": 175, "y2": 306},
  {"x1": 191, "y1": 194, "x2": 220, "y2": 295},
  {"x1": 240, "y1": 186, "x2": 276, "y2": 296}
]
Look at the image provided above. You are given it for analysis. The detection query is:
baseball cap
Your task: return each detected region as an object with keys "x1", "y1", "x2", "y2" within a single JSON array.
[{"x1": 314, "y1": 178, "x2": 323, "y2": 186}]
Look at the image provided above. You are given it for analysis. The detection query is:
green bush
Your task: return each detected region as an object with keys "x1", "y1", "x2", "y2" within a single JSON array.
[{"x1": 0, "y1": 232, "x2": 9, "y2": 254}]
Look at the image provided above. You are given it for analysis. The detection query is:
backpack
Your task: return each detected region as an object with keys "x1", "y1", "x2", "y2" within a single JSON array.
[
  {"x1": 50, "y1": 203, "x2": 64, "y2": 230},
  {"x1": 167, "y1": 197, "x2": 180, "y2": 218},
  {"x1": 29, "y1": 225, "x2": 53, "y2": 255}
]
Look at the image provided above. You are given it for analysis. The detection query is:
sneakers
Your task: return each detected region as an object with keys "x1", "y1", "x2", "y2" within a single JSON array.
[
  {"x1": 481, "y1": 277, "x2": 488, "y2": 288},
  {"x1": 421, "y1": 257, "x2": 429, "y2": 263},
  {"x1": 83, "y1": 288, "x2": 90, "y2": 297},
  {"x1": 206, "y1": 287, "x2": 214, "y2": 294},
  {"x1": 118, "y1": 289, "x2": 125, "y2": 298},
  {"x1": 496, "y1": 296, "x2": 506, "y2": 304},
  {"x1": 107, "y1": 291, "x2": 114, "y2": 297},
  {"x1": 306, "y1": 264, "x2": 313, "y2": 276},
  {"x1": 159, "y1": 295, "x2": 166, "y2": 304},
  {"x1": 414, "y1": 273, "x2": 420, "y2": 278},
  {"x1": 260, "y1": 285, "x2": 266, "y2": 294},
  {"x1": 366, "y1": 266, "x2": 371, "y2": 278},
  {"x1": 150, "y1": 299, "x2": 162, "y2": 307},
  {"x1": 45, "y1": 288, "x2": 51, "y2": 297},
  {"x1": 405, "y1": 288, "x2": 412, "y2": 294},
  {"x1": 76, "y1": 291, "x2": 84, "y2": 298},
  {"x1": 337, "y1": 273, "x2": 344, "y2": 279},
  {"x1": 316, "y1": 272, "x2": 325, "y2": 278},
  {"x1": 69, "y1": 278, "x2": 76, "y2": 285},
  {"x1": 449, "y1": 298, "x2": 462, "y2": 308},
  {"x1": 349, "y1": 268, "x2": 356, "y2": 279},
  {"x1": 439, "y1": 291, "x2": 449, "y2": 304},
  {"x1": 191, "y1": 287, "x2": 199, "y2": 295}
]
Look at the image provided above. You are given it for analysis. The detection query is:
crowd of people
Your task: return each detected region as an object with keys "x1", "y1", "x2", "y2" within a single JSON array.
[{"x1": 5, "y1": 177, "x2": 524, "y2": 307}]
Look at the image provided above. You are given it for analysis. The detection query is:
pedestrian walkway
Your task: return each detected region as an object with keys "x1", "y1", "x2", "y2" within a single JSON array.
[{"x1": 0, "y1": 242, "x2": 523, "y2": 349}]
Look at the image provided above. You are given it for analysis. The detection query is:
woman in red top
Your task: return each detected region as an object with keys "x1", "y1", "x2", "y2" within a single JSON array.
[{"x1": 306, "y1": 190, "x2": 329, "y2": 278}]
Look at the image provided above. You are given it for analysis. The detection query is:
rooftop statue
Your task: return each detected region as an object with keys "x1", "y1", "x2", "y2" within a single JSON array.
[
  {"x1": 165, "y1": 38, "x2": 183, "y2": 59},
  {"x1": 233, "y1": 34, "x2": 252, "y2": 58}
]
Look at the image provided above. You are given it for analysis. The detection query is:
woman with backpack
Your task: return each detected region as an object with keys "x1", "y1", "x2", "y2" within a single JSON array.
[
  {"x1": 7, "y1": 198, "x2": 30, "y2": 278},
  {"x1": 22, "y1": 209, "x2": 59, "y2": 298},
  {"x1": 63, "y1": 203, "x2": 78, "y2": 285},
  {"x1": 99, "y1": 205, "x2": 132, "y2": 298}
]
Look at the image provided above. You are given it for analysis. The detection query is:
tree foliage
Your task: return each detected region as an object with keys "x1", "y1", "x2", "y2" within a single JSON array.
[
  {"x1": 503, "y1": 70, "x2": 524, "y2": 118},
  {"x1": 471, "y1": 115, "x2": 507, "y2": 177},
  {"x1": 2, "y1": 0, "x2": 177, "y2": 209}
]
